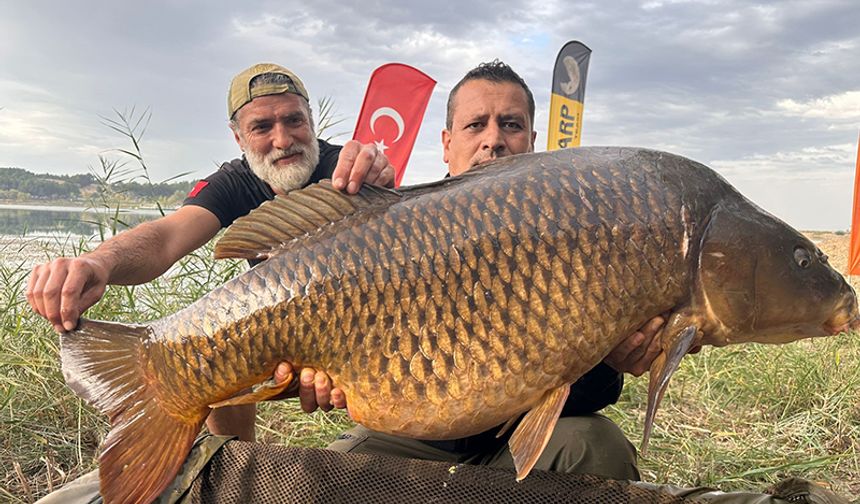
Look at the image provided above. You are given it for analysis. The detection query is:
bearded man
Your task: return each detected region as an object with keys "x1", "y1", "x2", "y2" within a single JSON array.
[{"x1": 27, "y1": 63, "x2": 394, "y2": 444}]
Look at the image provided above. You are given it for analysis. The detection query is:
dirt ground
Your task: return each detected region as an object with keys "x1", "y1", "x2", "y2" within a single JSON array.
[{"x1": 805, "y1": 231, "x2": 852, "y2": 279}]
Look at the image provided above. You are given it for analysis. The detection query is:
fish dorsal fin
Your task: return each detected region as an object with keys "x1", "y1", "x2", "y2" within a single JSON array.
[
  {"x1": 508, "y1": 383, "x2": 570, "y2": 481},
  {"x1": 214, "y1": 181, "x2": 402, "y2": 260}
]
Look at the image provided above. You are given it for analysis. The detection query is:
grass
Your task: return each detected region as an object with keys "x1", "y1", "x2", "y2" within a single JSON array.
[
  {"x1": 2, "y1": 111, "x2": 856, "y2": 501},
  {"x1": 0, "y1": 236, "x2": 245, "y2": 501},
  {"x1": 1, "y1": 235, "x2": 858, "y2": 501},
  {"x1": 605, "y1": 337, "x2": 860, "y2": 497}
]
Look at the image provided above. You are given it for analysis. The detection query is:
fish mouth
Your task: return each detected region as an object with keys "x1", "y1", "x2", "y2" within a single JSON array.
[
  {"x1": 825, "y1": 315, "x2": 860, "y2": 336},
  {"x1": 823, "y1": 291, "x2": 860, "y2": 335}
]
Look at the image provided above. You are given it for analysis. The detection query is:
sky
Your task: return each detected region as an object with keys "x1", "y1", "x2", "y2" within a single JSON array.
[{"x1": 1, "y1": 0, "x2": 858, "y2": 231}]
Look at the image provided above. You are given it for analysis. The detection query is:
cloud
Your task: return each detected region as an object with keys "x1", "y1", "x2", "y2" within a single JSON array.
[
  {"x1": 711, "y1": 143, "x2": 856, "y2": 180},
  {"x1": 0, "y1": 103, "x2": 107, "y2": 162},
  {"x1": 777, "y1": 91, "x2": 860, "y2": 120},
  {"x1": 2, "y1": 0, "x2": 860, "y2": 229}
]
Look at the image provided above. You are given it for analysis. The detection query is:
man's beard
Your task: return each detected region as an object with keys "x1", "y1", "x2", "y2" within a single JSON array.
[{"x1": 245, "y1": 139, "x2": 320, "y2": 193}]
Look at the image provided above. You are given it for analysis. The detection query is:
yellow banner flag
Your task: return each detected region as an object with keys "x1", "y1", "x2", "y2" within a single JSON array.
[{"x1": 547, "y1": 41, "x2": 591, "y2": 151}]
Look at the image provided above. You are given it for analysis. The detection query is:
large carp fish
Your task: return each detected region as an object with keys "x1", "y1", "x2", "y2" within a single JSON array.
[{"x1": 60, "y1": 147, "x2": 858, "y2": 504}]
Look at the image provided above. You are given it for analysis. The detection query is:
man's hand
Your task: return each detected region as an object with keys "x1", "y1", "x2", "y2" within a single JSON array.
[
  {"x1": 604, "y1": 315, "x2": 665, "y2": 377},
  {"x1": 273, "y1": 362, "x2": 347, "y2": 413},
  {"x1": 26, "y1": 256, "x2": 110, "y2": 333},
  {"x1": 604, "y1": 315, "x2": 702, "y2": 376},
  {"x1": 331, "y1": 140, "x2": 395, "y2": 193}
]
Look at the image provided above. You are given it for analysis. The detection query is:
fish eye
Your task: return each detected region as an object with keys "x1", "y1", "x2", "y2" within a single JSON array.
[{"x1": 794, "y1": 246, "x2": 811, "y2": 269}]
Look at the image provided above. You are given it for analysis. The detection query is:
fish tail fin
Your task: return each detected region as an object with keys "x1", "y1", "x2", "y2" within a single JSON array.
[{"x1": 61, "y1": 319, "x2": 207, "y2": 504}]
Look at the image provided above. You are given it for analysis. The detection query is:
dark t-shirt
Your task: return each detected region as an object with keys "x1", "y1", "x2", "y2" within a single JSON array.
[
  {"x1": 182, "y1": 140, "x2": 623, "y2": 451},
  {"x1": 183, "y1": 139, "x2": 342, "y2": 227}
]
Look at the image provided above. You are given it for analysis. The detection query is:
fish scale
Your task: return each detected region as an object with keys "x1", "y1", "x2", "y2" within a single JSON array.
[
  {"x1": 60, "y1": 147, "x2": 859, "y2": 504},
  {"x1": 178, "y1": 152, "x2": 679, "y2": 432}
]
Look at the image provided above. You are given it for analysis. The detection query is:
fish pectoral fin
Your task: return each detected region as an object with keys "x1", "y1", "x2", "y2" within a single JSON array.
[
  {"x1": 209, "y1": 373, "x2": 296, "y2": 408},
  {"x1": 508, "y1": 384, "x2": 571, "y2": 481},
  {"x1": 642, "y1": 324, "x2": 699, "y2": 453},
  {"x1": 495, "y1": 414, "x2": 521, "y2": 439}
]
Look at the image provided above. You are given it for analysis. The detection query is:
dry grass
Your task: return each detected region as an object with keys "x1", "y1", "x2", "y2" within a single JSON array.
[
  {"x1": 605, "y1": 232, "x2": 860, "y2": 497},
  {"x1": 1, "y1": 232, "x2": 858, "y2": 501}
]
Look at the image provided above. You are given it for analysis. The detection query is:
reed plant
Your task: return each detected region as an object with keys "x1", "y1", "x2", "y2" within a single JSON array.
[
  {"x1": 0, "y1": 238, "x2": 244, "y2": 501},
  {"x1": 3, "y1": 238, "x2": 857, "y2": 501},
  {"x1": 606, "y1": 335, "x2": 860, "y2": 497},
  {"x1": 1, "y1": 107, "x2": 857, "y2": 501}
]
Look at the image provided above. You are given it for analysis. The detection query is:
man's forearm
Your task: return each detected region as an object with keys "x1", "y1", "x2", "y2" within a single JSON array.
[{"x1": 88, "y1": 221, "x2": 181, "y2": 286}]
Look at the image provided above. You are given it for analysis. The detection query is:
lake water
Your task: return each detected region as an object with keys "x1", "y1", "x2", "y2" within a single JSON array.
[
  {"x1": 0, "y1": 204, "x2": 168, "y2": 239},
  {"x1": 0, "y1": 205, "x2": 170, "y2": 268}
]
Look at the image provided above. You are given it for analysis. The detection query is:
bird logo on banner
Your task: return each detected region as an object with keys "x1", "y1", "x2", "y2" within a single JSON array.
[{"x1": 560, "y1": 56, "x2": 581, "y2": 96}]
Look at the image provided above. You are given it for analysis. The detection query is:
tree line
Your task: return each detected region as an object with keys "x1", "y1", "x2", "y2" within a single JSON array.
[{"x1": 0, "y1": 167, "x2": 193, "y2": 204}]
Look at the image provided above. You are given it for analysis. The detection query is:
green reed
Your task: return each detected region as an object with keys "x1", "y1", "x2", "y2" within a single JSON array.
[
  {"x1": 1, "y1": 107, "x2": 857, "y2": 501},
  {"x1": 605, "y1": 336, "x2": 860, "y2": 497}
]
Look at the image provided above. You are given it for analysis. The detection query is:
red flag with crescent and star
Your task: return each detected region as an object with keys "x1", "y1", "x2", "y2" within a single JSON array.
[{"x1": 352, "y1": 63, "x2": 436, "y2": 186}]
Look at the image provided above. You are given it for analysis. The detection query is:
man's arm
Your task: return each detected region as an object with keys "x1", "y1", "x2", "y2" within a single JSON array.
[
  {"x1": 26, "y1": 205, "x2": 221, "y2": 333},
  {"x1": 604, "y1": 315, "x2": 701, "y2": 376}
]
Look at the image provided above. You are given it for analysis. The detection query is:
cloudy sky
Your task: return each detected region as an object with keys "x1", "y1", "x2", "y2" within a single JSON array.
[{"x1": 1, "y1": 0, "x2": 858, "y2": 230}]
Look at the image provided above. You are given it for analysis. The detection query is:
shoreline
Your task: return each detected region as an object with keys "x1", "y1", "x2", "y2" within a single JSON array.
[{"x1": 0, "y1": 202, "x2": 176, "y2": 214}]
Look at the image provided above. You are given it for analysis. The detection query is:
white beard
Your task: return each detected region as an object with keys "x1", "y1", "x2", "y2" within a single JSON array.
[{"x1": 245, "y1": 139, "x2": 320, "y2": 193}]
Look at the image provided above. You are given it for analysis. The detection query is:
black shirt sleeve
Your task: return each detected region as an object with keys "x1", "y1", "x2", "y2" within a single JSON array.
[
  {"x1": 561, "y1": 362, "x2": 624, "y2": 416},
  {"x1": 312, "y1": 139, "x2": 342, "y2": 181},
  {"x1": 181, "y1": 158, "x2": 275, "y2": 228}
]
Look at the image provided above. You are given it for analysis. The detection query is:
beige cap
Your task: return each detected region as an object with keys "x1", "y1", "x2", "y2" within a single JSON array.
[{"x1": 227, "y1": 63, "x2": 309, "y2": 119}]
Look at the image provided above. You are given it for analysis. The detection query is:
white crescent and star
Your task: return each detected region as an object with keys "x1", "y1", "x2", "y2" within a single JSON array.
[{"x1": 369, "y1": 107, "x2": 404, "y2": 154}]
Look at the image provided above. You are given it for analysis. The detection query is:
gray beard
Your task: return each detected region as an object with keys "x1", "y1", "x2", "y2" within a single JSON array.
[{"x1": 245, "y1": 139, "x2": 320, "y2": 193}]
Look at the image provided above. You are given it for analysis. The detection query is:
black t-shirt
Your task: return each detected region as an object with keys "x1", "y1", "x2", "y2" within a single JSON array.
[
  {"x1": 183, "y1": 140, "x2": 622, "y2": 450},
  {"x1": 183, "y1": 138, "x2": 342, "y2": 227}
]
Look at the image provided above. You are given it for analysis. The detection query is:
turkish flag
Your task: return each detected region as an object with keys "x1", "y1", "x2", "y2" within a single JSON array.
[{"x1": 352, "y1": 63, "x2": 436, "y2": 187}]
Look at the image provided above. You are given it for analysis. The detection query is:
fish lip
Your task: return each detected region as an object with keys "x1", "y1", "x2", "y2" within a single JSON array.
[
  {"x1": 824, "y1": 316, "x2": 860, "y2": 335},
  {"x1": 824, "y1": 288, "x2": 860, "y2": 335}
]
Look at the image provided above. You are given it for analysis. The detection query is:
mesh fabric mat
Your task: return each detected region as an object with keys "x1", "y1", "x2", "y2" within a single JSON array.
[{"x1": 181, "y1": 441, "x2": 709, "y2": 503}]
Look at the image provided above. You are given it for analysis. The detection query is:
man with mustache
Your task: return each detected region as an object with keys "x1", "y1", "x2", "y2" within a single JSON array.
[
  {"x1": 322, "y1": 60, "x2": 658, "y2": 481},
  {"x1": 27, "y1": 63, "x2": 394, "y2": 446},
  {"x1": 33, "y1": 62, "x2": 839, "y2": 504},
  {"x1": 319, "y1": 62, "x2": 844, "y2": 503}
]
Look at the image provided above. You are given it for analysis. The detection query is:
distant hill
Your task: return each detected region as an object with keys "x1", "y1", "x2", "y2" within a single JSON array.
[{"x1": 0, "y1": 166, "x2": 194, "y2": 205}]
